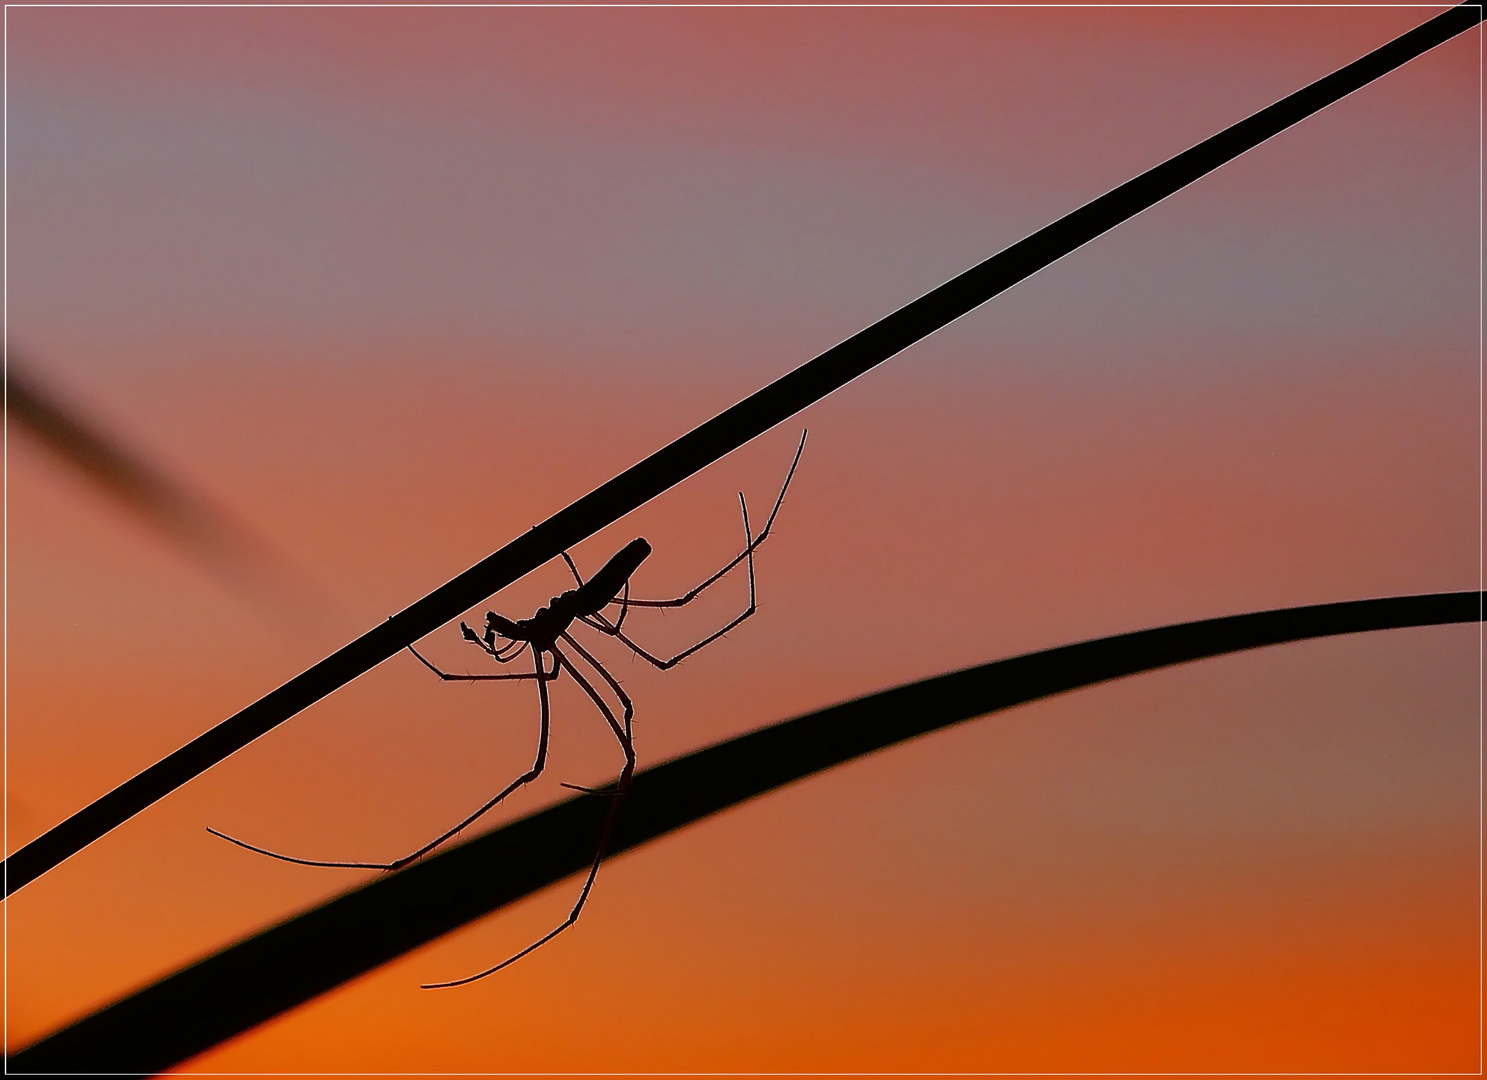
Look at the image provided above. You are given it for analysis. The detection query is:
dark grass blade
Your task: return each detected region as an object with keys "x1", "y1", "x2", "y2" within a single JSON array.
[
  {"x1": 5, "y1": 0, "x2": 1479, "y2": 899},
  {"x1": 6, "y1": 354, "x2": 321, "y2": 624},
  {"x1": 9, "y1": 591, "x2": 1480, "y2": 1076}
]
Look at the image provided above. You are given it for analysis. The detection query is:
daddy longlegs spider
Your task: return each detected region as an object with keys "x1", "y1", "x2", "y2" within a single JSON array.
[{"x1": 209, "y1": 431, "x2": 806, "y2": 987}]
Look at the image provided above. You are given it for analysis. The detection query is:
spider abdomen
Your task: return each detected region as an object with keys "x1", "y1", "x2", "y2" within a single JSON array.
[{"x1": 575, "y1": 538, "x2": 652, "y2": 614}]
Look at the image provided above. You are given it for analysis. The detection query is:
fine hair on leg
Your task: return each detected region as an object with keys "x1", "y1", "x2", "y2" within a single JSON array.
[{"x1": 558, "y1": 631, "x2": 633, "y2": 737}]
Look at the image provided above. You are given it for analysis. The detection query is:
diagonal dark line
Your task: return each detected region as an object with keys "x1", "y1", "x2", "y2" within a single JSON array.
[
  {"x1": 9, "y1": 590, "x2": 1480, "y2": 1076},
  {"x1": 5, "y1": 1, "x2": 1479, "y2": 899},
  {"x1": 5, "y1": 354, "x2": 320, "y2": 623}
]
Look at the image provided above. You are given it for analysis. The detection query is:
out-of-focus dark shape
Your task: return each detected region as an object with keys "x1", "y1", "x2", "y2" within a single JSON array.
[{"x1": 7, "y1": 350, "x2": 321, "y2": 626}]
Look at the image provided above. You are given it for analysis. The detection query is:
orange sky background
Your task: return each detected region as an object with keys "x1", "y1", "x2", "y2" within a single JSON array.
[{"x1": 4, "y1": 5, "x2": 1480, "y2": 1072}]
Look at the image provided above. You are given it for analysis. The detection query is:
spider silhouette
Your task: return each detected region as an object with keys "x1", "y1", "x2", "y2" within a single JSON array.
[{"x1": 210, "y1": 432, "x2": 806, "y2": 985}]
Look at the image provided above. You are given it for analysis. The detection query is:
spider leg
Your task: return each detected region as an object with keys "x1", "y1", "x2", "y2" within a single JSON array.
[
  {"x1": 611, "y1": 429, "x2": 803, "y2": 610},
  {"x1": 209, "y1": 647, "x2": 556, "y2": 872},
  {"x1": 551, "y1": 644, "x2": 633, "y2": 795},
  {"x1": 590, "y1": 496, "x2": 758, "y2": 671},
  {"x1": 462, "y1": 622, "x2": 528, "y2": 662},
  {"x1": 560, "y1": 550, "x2": 585, "y2": 587},
  {"x1": 583, "y1": 586, "x2": 631, "y2": 637},
  {"x1": 563, "y1": 552, "x2": 634, "y2": 633},
  {"x1": 406, "y1": 641, "x2": 557, "y2": 681},
  {"x1": 611, "y1": 579, "x2": 631, "y2": 633},
  {"x1": 422, "y1": 643, "x2": 635, "y2": 988},
  {"x1": 560, "y1": 630, "x2": 634, "y2": 735}
]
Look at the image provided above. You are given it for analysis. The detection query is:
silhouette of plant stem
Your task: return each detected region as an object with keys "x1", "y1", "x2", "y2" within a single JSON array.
[
  {"x1": 3, "y1": 0, "x2": 1479, "y2": 899},
  {"x1": 9, "y1": 591, "x2": 1479, "y2": 1075}
]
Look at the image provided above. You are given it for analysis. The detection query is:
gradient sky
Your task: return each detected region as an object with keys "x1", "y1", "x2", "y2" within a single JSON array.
[{"x1": 4, "y1": 4, "x2": 1480, "y2": 1072}]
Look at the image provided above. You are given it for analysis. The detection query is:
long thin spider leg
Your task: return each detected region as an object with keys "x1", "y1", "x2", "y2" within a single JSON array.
[
  {"x1": 378, "y1": 649, "x2": 556, "y2": 871},
  {"x1": 552, "y1": 645, "x2": 628, "y2": 748},
  {"x1": 205, "y1": 828, "x2": 399, "y2": 871},
  {"x1": 612, "y1": 578, "x2": 631, "y2": 633},
  {"x1": 610, "y1": 429, "x2": 803, "y2": 609},
  {"x1": 590, "y1": 498, "x2": 758, "y2": 671},
  {"x1": 559, "y1": 630, "x2": 634, "y2": 737},
  {"x1": 406, "y1": 642, "x2": 556, "y2": 682},
  {"x1": 423, "y1": 647, "x2": 635, "y2": 988},
  {"x1": 210, "y1": 648, "x2": 555, "y2": 872},
  {"x1": 580, "y1": 596, "x2": 631, "y2": 639},
  {"x1": 583, "y1": 593, "x2": 633, "y2": 636},
  {"x1": 560, "y1": 550, "x2": 585, "y2": 587},
  {"x1": 397, "y1": 614, "x2": 522, "y2": 663}
]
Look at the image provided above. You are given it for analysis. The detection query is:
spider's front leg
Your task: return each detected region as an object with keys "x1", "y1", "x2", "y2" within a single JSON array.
[
  {"x1": 406, "y1": 636, "x2": 558, "y2": 682},
  {"x1": 210, "y1": 646, "x2": 558, "y2": 872}
]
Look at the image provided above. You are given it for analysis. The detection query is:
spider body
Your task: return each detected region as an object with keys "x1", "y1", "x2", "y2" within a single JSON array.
[
  {"x1": 481, "y1": 538, "x2": 651, "y2": 650},
  {"x1": 211, "y1": 433, "x2": 805, "y2": 988}
]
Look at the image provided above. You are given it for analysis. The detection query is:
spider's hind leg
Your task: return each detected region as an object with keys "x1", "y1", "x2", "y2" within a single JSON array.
[
  {"x1": 608, "y1": 429, "x2": 804, "y2": 615},
  {"x1": 589, "y1": 430, "x2": 802, "y2": 668},
  {"x1": 422, "y1": 642, "x2": 635, "y2": 987},
  {"x1": 588, "y1": 493, "x2": 758, "y2": 671}
]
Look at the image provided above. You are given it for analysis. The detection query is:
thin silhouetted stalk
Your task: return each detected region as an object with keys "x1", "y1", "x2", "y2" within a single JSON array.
[
  {"x1": 4, "y1": 1, "x2": 1479, "y2": 898},
  {"x1": 9, "y1": 591, "x2": 1480, "y2": 1075}
]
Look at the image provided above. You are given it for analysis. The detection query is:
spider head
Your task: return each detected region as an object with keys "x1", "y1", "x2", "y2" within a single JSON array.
[{"x1": 486, "y1": 612, "x2": 523, "y2": 640}]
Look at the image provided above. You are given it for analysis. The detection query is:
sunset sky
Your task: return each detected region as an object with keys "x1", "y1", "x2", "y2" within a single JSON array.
[{"x1": 4, "y1": 4, "x2": 1480, "y2": 1071}]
